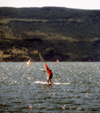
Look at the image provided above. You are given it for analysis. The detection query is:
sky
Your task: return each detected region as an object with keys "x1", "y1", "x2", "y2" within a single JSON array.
[{"x1": 0, "y1": 0, "x2": 100, "y2": 10}]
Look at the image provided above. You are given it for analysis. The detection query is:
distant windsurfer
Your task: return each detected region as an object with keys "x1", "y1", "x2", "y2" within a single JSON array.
[
  {"x1": 57, "y1": 59, "x2": 59, "y2": 64},
  {"x1": 27, "y1": 60, "x2": 31, "y2": 66},
  {"x1": 45, "y1": 63, "x2": 53, "y2": 84}
]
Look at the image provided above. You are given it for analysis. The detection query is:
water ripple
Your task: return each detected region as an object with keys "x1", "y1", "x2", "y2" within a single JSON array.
[{"x1": 0, "y1": 62, "x2": 100, "y2": 112}]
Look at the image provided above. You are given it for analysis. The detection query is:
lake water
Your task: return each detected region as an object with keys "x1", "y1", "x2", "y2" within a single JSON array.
[{"x1": 0, "y1": 62, "x2": 100, "y2": 112}]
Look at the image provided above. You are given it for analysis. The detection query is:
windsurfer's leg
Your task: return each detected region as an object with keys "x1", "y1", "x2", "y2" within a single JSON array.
[
  {"x1": 47, "y1": 79, "x2": 49, "y2": 84},
  {"x1": 50, "y1": 79, "x2": 51, "y2": 84}
]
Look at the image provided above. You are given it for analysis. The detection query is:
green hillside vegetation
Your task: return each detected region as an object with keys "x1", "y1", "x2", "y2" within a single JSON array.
[{"x1": 0, "y1": 7, "x2": 100, "y2": 61}]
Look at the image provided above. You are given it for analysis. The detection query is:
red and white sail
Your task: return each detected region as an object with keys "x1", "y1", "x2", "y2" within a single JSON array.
[
  {"x1": 27, "y1": 60, "x2": 31, "y2": 66},
  {"x1": 57, "y1": 59, "x2": 59, "y2": 64}
]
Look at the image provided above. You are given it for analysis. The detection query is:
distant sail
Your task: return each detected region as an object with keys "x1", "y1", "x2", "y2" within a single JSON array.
[
  {"x1": 27, "y1": 60, "x2": 31, "y2": 66},
  {"x1": 57, "y1": 59, "x2": 59, "y2": 64}
]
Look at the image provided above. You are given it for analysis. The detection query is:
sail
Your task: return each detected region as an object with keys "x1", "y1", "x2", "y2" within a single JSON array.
[
  {"x1": 57, "y1": 59, "x2": 59, "y2": 64},
  {"x1": 27, "y1": 60, "x2": 31, "y2": 66},
  {"x1": 45, "y1": 63, "x2": 51, "y2": 76}
]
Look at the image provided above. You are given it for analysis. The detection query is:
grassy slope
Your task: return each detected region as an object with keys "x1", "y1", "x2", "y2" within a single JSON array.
[{"x1": 0, "y1": 7, "x2": 100, "y2": 61}]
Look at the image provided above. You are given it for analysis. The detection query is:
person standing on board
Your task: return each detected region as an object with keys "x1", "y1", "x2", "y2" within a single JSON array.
[
  {"x1": 47, "y1": 69, "x2": 53, "y2": 84},
  {"x1": 45, "y1": 63, "x2": 53, "y2": 84}
]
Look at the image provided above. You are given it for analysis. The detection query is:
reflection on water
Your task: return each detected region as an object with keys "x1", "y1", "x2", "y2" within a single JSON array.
[{"x1": 0, "y1": 62, "x2": 100, "y2": 112}]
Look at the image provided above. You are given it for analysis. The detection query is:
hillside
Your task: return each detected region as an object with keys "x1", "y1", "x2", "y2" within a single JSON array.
[{"x1": 0, "y1": 7, "x2": 100, "y2": 61}]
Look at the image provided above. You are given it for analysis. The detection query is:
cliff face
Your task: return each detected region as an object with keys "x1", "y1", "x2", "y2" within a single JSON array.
[{"x1": 0, "y1": 7, "x2": 100, "y2": 61}]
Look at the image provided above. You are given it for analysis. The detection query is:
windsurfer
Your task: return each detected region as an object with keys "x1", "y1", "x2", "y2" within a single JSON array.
[
  {"x1": 47, "y1": 68, "x2": 53, "y2": 84},
  {"x1": 45, "y1": 63, "x2": 53, "y2": 84},
  {"x1": 27, "y1": 60, "x2": 31, "y2": 66},
  {"x1": 39, "y1": 53, "x2": 53, "y2": 84}
]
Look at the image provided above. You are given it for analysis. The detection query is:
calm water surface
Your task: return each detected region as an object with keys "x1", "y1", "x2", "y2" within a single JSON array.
[{"x1": 0, "y1": 62, "x2": 100, "y2": 112}]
